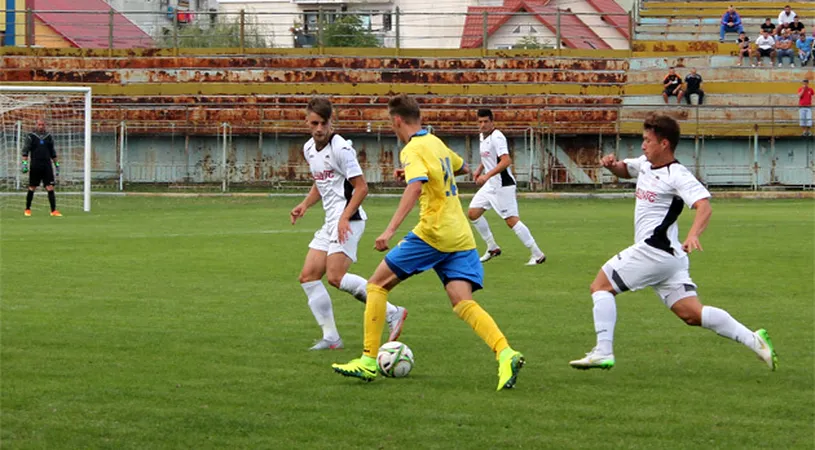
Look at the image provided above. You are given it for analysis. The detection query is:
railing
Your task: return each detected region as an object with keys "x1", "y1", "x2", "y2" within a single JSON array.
[{"x1": 0, "y1": 9, "x2": 632, "y2": 51}]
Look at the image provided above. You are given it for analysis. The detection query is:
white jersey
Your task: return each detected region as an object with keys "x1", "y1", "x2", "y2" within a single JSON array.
[
  {"x1": 304, "y1": 134, "x2": 367, "y2": 226},
  {"x1": 624, "y1": 156, "x2": 710, "y2": 254},
  {"x1": 479, "y1": 129, "x2": 516, "y2": 188}
]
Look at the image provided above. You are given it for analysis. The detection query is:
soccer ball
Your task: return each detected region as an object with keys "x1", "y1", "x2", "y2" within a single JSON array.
[{"x1": 376, "y1": 341, "x2": 414, "y2": 378}]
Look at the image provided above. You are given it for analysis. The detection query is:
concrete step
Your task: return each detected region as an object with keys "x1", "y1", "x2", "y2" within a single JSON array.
[
  {"x1": 619, "y1": 120, "x2": 804, "y2": 136},
  {"x1": 638, "y1": 17, "x2": 788, "y2": 25},
  {"x1": 629, "y1": 55, "x2": 753, "y2": 70},
  {"x1": 641, "y1": 9, "x2": 815, "y2": 18},
  {"x1": 626, "y1": 80, "x2": 808, "y2": 95},
  {"x1": 623, "y1": 94, "x2": 800, "y2": 106},
  {"x1": 627, "y1": 67, "x2": 815, "y2": 83},
  {"x1": 635, "y1": 32, "x2": 747, "y2": 41},
  {"x1": 620, "y1": 106, "x2": 802, "y2": 121},
  {"x1": 643, "y1": 1, "x2": 815, "y2": 8}
]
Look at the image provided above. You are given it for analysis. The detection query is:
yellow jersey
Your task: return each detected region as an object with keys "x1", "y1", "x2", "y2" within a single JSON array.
[{"x1": 401, "y1": 131, "x2": 476, "y2": 252}]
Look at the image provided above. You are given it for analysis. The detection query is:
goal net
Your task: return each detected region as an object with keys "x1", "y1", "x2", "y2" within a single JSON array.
[{"x1": 0, "y1": 86, "x2": 92, "y2": 213}]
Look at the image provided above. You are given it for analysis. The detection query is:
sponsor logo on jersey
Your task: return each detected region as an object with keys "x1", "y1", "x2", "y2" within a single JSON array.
[
  {"x1": 635, "y1": 187, "x2": 658, "y2": 203},
  {"x1": 312, "y1": 169, "x2": 335, "y2": 181}
]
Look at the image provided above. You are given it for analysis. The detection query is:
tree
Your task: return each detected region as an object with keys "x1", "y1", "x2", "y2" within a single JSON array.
[
  {"x1": 322, "y1": 15, "x2": 380, "y2": 48},
  {"x1": 156, "y1": 16, "x2": 269, "y2": 48},
  {"x1": 513, "y1": 35, "x2": 548, "y2": 49}
]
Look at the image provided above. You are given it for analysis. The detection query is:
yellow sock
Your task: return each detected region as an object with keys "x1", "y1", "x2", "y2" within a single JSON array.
[
  {"x1": 453, "y1": 300, "x2": 509, "y2": 360},
  {"x1": 363, "y1": 283, "x2": 389, "y2": 358}
]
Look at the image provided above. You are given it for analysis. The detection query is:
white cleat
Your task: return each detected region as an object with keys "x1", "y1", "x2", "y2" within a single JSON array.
[
  {"x1": 386, "y1": 306, "x2": 408, "y2": 342},
  {"x1": 754, "y1": 329, "x2": 778, "y2": 371},
  {"x1": 480, "y1": 248, "x2": 502, "y2": 262},
  {"x1": 309, "y1": 338, "x2": 343, "y2": 351},
  {"x1": 525, "y1": 253, "x2": 546, "y2": 266},
  {"x1": 569, "y1": 347, "x2": 615, "y2": 370}
]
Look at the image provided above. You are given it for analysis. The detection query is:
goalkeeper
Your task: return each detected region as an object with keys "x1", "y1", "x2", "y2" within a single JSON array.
[{"x1": 22, "y1": 118, "x2": 61, "y2": 217}]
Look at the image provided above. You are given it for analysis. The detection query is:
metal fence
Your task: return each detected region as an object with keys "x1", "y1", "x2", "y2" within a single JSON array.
[
  {"x1": 0, "y1": 9, "x2": 632, "y2": 51},
  {"x1": 45, "y1": 103, "x2": 814, "y2": 191}
]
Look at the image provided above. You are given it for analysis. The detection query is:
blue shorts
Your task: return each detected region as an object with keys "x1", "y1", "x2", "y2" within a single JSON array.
[{"x1": 385, "y1": 232, "x2": 484, "y2": 291}]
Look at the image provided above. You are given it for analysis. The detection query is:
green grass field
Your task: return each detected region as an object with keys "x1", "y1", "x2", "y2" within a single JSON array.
[{"x1": 1, "y1": 196, "x2": 813, "y2": 449}]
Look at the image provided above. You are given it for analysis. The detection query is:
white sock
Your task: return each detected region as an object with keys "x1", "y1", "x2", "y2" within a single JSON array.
[
  {"x1": 301, "y1": 280, "x2": 340, "y2": 341},
  {"x1": 471, "y1": 216, "x2": 499, "y2": 250},
  {"x1": 339, "y1": 273, "x2": 398, "y2": 315},
  {"x1": 701, "y1": 306, "x2": 759, "y2": 352},
  {"x1": 592, "y1": 291, "x2": 616, "y2": 355},
  {"x1": 511, "y1": 221, "x2": 543, "y2": 258}
]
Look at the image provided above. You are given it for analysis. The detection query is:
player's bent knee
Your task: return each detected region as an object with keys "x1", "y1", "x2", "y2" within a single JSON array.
[
  {"x1": 326, "y1": 273, "x2": 344, "y2": 289},
  {"x1": 590, "y1": 272, "x2": 614, "y2": 294},
  {"x1": 298, "y1": 272, "x2": 321, "y2": 284},
  {"x1": 467, "y1": 209, "x2": 482, "y2": 221}
]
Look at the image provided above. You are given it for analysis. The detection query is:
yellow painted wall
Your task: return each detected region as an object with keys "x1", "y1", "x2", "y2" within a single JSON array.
[{"x1": 33, "y1": 16, "x2": 72, "y2": 48}]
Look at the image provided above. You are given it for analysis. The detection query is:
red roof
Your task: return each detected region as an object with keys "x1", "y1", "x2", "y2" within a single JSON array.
[
  {"x1": 585, "y1": 0, "x2": 630, "y2": 39},
  {"x1": 35, "y1": 0, "x2": 153, "y2": 48},
  {"x1": 461, "y1": 0, "x2": 627, "y2": 49}
]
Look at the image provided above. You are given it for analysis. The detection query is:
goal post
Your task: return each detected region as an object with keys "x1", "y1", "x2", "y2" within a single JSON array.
[{"x1": 0, "y1": 86, "x2": 92, "y2": 212}]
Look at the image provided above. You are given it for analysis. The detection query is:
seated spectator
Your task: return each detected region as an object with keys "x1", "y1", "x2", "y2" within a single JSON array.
[
  {"x1": 720, "y1": 5, "x2": 744, "y2": 43},
  {"x1": 684, "y1": 68, "x2": 704, "y2": 106},
  {"x1": 776, "y1": 29, "x2": 795, "y2": 67},
  {"x1": 754, "y1": 29, "x2": 777, "y2": 67},
  {"x1": 796, "y1": 33, "x2": 814, "y2": 67},
  {"x1": 760, "y1": 18, "x2": 776, "y2": 36},
  {"x1": 662, "y1": 67, "x2": 684, "y2": 104},
  {"x1": 737, "y1": 32, "x2": 753, "y2": 66},
  {"x1": 788, "y1": 17, "x2": 805, "y2": 40},
  {"x1": 776, "y1": 5, "x2": 797, "y2": 34}
]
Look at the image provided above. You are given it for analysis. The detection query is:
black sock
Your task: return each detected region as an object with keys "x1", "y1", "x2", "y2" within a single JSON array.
[
  {"x1": 47, "y1": 190, "x2": 56, "y2": 212},
  {"x1": 26, "y1": 190, "x2": 34, "y2": 209}
]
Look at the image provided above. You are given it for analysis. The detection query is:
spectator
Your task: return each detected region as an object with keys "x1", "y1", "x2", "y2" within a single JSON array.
[
  {"x1": 737, "y1": 32, "x2": 753, "y2": 66},
  {"x1": 796, "y1": 33, "x2": 813, "y2": 67},
  {"x1": 760, "y1": 18, "x2": 776, "y2": 36},
  {"x1": 684, "y1": 68, "x2": 705, "y2": 105},
  {"x1": 798, "y1": 79, "x2": 813, "y2": 136},
  {"x1": 788, "y1": 17, "x2": 805, "y2": 40},
  {"x1": 776, "y1": 5, "x2": 797, "y2": 34},
  {"x1": 754, "y1": 29, "x2": 776, "y2": 67},
  {"x1": 720, "y1": 5, "x2": 744, "y2": 43},
  {"x1": 662, "y1": 67, "x2": 684, "y2": 104},
  {"x1": 776, "y1": 29, "x2": 795, "y2": 67}
]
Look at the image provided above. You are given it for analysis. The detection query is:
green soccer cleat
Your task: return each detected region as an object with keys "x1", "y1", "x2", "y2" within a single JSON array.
[
  {"x1": 755, "y1": 329, "x2": 778, "y2": 371},
  {"x1": 332, "y1": 357, "x2": 377, "y2": 382},
  {"x1": 569, "y1": 347, "x2": 615, "y2": 370},
  {"x1": 497, "y1": 348, "x2": 525, "y2": 391}
]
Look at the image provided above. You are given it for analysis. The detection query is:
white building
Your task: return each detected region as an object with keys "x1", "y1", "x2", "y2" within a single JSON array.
[
  {"x1": 103, "y1": 0, "x2": 219, "y2": 37},
  {"x1": 217, "y1": 0, "x2": 628, "y2": 49}
]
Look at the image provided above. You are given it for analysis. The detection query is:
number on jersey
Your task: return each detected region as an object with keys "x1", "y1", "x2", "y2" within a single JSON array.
[{"x1": 440, "y1": 157, "x2": 458, "y2": 197}]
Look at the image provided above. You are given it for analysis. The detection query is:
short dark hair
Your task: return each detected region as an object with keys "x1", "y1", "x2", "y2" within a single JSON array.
[
  {"x1": 388, "y1": 94, "x2": 421, "y2": 123},
  {"x1": 307, "y1": 97, "x2": 332, "y2": 121},
  {"x1": 476, "y1": 109, "x2": 493, "y2": 120},
  {"x1": 643, "y1": 113, "x2": 680, "y2": 151}
]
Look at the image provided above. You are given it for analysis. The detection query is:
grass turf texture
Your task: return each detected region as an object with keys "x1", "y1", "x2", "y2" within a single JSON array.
[{"x1": 1, "y1": 197, "x2": 813, "y2": 449}]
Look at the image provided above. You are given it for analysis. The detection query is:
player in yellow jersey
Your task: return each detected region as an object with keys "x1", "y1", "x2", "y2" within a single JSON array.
[{"x1": 331, "y1": 94, "x2": 525, "y2": 391}]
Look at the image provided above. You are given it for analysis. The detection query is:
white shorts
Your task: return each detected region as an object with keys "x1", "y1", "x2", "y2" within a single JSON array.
[
  {"x1": 308, "y1": 220, "x2": 365, "y2": 263},
  {"x1": 799, "y1": 108, "x2": 812, "y2": 127},
  {"x1": 469, "y1": 184, "x2": 519, "y2": 219},
  {"x1": 601, "y1": 241, "x2": 698, "y2": 308}
]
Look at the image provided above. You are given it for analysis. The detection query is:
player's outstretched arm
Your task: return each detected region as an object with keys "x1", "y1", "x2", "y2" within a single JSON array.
[
  {"x1": 683, "y1": 198, "x2": 712, "y2": 254},
  {"x1": 290, "y1": 183, "x2": 321, "y2": 225},
  {"x1": 374, "y1": 181, "x2": 422, "y2": 251},
  {"x1": 337, "y1": 175, "x2": 368, "y2": 243},
  {"x1": 600, "y1": 154, "x2": 631, "y2": 179}
]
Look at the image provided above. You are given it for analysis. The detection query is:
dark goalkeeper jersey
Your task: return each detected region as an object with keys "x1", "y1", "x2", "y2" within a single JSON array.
[{"x1": 22, "y1": 133, "x2": 56, "y2": 168}]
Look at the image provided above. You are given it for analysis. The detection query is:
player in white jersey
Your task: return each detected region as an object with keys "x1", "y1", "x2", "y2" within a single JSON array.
[
  {"x1": 468, "y1": 109, "x2": 546, "y2": 266},
  {"x1": 569, "y1": 114, "x2": 777, "y2": 371},
  {"x1": 291, "y1": 98, "x2": 407, "y2": 350}
]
